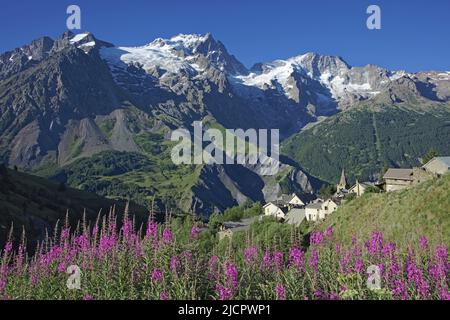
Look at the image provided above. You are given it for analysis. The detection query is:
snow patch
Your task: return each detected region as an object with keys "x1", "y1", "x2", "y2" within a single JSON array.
[
  {"x1": 79, "y1": 41, "x2": 96, "y2": 48},
  {"x1": 70, "y1": 33, "x2": 89, "y2": 44},
  {"x1": 100, "y1": 33, "x2": 216, "y2": 79},
  {"x1": 101, "y1": 45, "x2": 197, "y2": 76},
  {"x1": 234, "y1": 60, "x2": 295, "y2": 97}
]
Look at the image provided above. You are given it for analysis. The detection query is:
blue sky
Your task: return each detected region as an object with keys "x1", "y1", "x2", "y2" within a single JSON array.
[{"x1": 1, "y1": 0, "x2": 449, "y2": 72}]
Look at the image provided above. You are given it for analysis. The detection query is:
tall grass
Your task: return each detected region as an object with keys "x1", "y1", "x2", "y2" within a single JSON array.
[{"x1": 0, "y1": 207, "x2": 448, "y2": 300}]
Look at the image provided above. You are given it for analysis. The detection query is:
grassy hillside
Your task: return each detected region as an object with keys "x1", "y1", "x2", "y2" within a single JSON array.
[
  {"x1": 40, "y1": 135, "x2": 202, "y2": 214},
  {"x1": 0, "y1": 166, "x2": 148, "y2": 249},
  {"x1": 318, "y1": 173, "x2": 450, "y2": 248},
  {"x1": 282, "y1": 101, "x2": 450, "y2": 184}
]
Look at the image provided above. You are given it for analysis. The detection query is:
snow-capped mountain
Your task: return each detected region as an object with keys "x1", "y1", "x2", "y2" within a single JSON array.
[
  {"x1": 1, "y1": 31, "x2": 449, "y2": 215},
  {"x1": 98, "y1": 33, "x2": 450, "y2": 116},
  {"x1": 100, "y1": 33, "x2": 246, "y2": 82},
  {"x1": 102, "y1": 36, "x2": 206, "y2": 76},
  {"x1": 233, "y1": 53, "x2": 411, "y2": 110}
]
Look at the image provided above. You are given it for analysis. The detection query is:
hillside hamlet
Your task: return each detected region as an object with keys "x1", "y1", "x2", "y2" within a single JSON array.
[{"x1": 218, "y1": 156, "x2": 450, "y2": 238}]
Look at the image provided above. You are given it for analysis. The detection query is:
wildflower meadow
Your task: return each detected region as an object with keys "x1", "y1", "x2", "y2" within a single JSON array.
[{"x1": 0, "y1": 207, "x2": 448, "y2": 300}]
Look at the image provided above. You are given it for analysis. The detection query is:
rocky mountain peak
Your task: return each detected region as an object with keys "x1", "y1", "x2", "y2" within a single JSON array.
[{"x1": 0, "y1": 36, "x2": 55, "y2": 80}]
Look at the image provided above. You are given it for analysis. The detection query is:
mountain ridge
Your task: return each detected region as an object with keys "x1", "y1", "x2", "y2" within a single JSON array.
[{"x1": 1, "y1": 31, "x2": 450, "y2": 215}]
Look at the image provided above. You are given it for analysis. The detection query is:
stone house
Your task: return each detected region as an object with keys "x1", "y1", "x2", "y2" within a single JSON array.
[
  {"x1": 422, "y1": 157, "x2": 450, "y2": 177},
  {"x1": 348, "y1": 180, "x2": 374, "y2": 197},
  {"x1": 383, "y1": 167, "x2": 432, "y2": 192},
  {"x1": 263, "y1": 202, "x2": 288, "y2": 219}
]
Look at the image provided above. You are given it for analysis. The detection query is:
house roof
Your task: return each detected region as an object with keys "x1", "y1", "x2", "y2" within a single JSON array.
[
  {"x1": 263, "y1": 201, "x2": 289, "y2": 212},
  {"x1": 281, "y1": 194, "x2": 295, "y2": 203},
  {"x1": 423, "y1": 156, "x2": 450, "y2": 168},
  {"x1": 269, "y1": 196, "x2": 294, "y2": 207},
  {"x1": 285, "y1": 209, "x2": 306, "y2": 226},
  {"x1": 383, "y1": 168, "x2": 414, "y2": 181},
  {"x1": 349, "y1": 181, "x2": 374, "y2": 191},
  {"x1": 263, "y1": 202, "x2": 275, "y2": 208},
  {"x1": 331, "y1": 197, "x2": 344, "y2": 205},
  {"x1": 324, "y1": 199, "x2": 338, "y2": 205},
  {"x1": 306, "y1": 202, "x2": 323, "y2": 210},
  {"x1": 265, "y1": 194, "x2": 306, "y2": 210}
]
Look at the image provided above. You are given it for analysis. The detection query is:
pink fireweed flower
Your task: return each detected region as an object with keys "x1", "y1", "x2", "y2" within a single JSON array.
[
  {"x1": 170, "y1": 256, "x2": 180, "y2": 273},
  {"x1": 406, "y1": 257, "x2": 430, "y2": 298},
  {"x1": 365, "y1": 231, "x2": 383, "y2": 256},
  {"x1": 160, "y1": 291, "x2": 170, "y2": 300},
  {"x1": 354, "y1": 259, "x2": 364, "y2": 273},
  {"x1": 439, "y1": 287, "x2": 450, "y2": 300},
  {"x1": 151, "y1": 268, "x2": 164, "y2": 283},
  {"x1": 314, "y1": 289, "x2": 323, "y2": 299},
  {"x1": 60, "y1": 228, "x2": 70, "y2": 242},
  {"x1": 83, "y1": 294, "x2": 93, "y2": 301},
  {"x1": 40, "y1": 245, "x2": 63, "y2": 268},
  {"x1": 272, "y1": 251, "x2": 284, "y2": 271},
  {"x1": 57, "y1": 262, "x2": 66, "y2": 273},
  {"x1": 135, "y1": 238, "x2": 142, "y2": 258},
  {"x1": 190, "y1": 224, "x2": 200, "y2": 240},
  {"x1": 146, "y1": 221, "x2": 158, "y2": 239},
  {"x1": 418, "y1": 278, "x2": 430, "y2": 299},
  {"x1": 392, "y1": 279, "x2": 408, "y2": 300},
  {"x1": 309, "y1": 249, "x2": 319, "y2": 272},
  {"x1": 74, "y1": 234, "x2": 89, "y2": 251},
  {"x1": 435, "y1": 245, "x2": 448, "y2": 262},
  {"x1": 429, "y1": 245, "x2": 448, "y2": 284},
  {"x1": 419, "y1": 236, "x2": 428, "y2": 250},
  {"x1": 339, "y1": 252, "x2": 352, "y2": 275},
  {"x1": 162, "y1": 228, "x2": 173, "y2": 244},
  {"x1": 98, "y1": 235, "x2": 116, "y2": 256},
  {"x1": 121, "y1": 219, "x2": 133, "y2": 243},
  {"x1": 14, "y1": 245, "x2": 25, "y2": 272},
  {"x1": 208, "y1": 255, "x2": 219, "y2": 280},
  {"x1": 377, "y1": 263, "x2": 385, "y2": 278},
  {"x1": 381, "y1": 242, "x2": 396, "y2": 258},
  {"x1": 243, "y1": 246, "x2": 258, "y2": 265},
  {"x1": 325, "y1": 226, "x2": 333, "y2": 238},
  {"x1": 310, "y1": 232, "x2": 324, "y2": 246},
  {"x1": 335, "y1": 243, "x2": 342, "y2": 254},
  {"x1": 208, "y1": 255, "x2": 218, "y2": 270},
  {"x1": 3, "y1": 241, "x2": 12, "y2": 254},
  {"x1": 261, "y1": 250, "x2": 272, "y2": 270},
  {"x1": 386, "y1": 258, "x2": 401, "y2": 282},
  {"x1": 92, "y1": 225, "x2": 98, "y2": 238},
  {"x1": 328, "y1": 293, "x2": 340, "y2": 300},
  {"x1": 181, "y1": 250, "x2": 192, "y2": 261},
  {"x1": 288, "y1": 247, "x2": 305, "y2": 271},
  {"x1": 216, "y1": 283, "x2": 233, "y2": 300},
  {"x1": 276, "y1": 284, "x2": 286, "y2": 300},
  {"x1": 224, "y1": 262, "x2": 238, "y2": 289},
  {"x1": 31, "y1": 274, "x2": 39, "y2": 287}
]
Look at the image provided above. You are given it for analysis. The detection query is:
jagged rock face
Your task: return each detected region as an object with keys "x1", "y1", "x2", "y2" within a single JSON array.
[
  {"x1": 190, "y1": 161, "x2": 318, "y2": 216},
  {"x1": 1, "y1": 31, "x2": 449, "y2": 215},
  {"x1": 411, "y1": 71, "x2": 450, "y2": 102},
  {"x1": 0, "y1": 42, "x2": 124, "y2": 168},
  {"x1": 0, "y1": 36, "x2": 54, "y2": 81}
]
